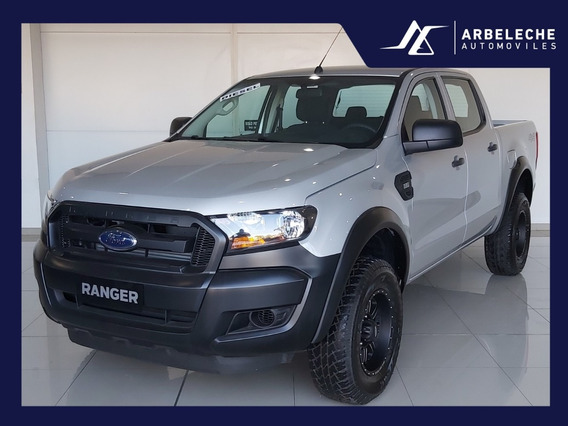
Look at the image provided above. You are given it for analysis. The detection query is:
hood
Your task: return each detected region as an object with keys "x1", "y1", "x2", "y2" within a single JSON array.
[{"x1": 52, "y1": 139, "x2": 376, "y2": 215}]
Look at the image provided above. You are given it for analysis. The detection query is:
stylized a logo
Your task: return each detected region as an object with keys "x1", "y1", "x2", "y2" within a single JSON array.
[{"x1": 382, "y1": 20, "x2": 447, "y2": 55}]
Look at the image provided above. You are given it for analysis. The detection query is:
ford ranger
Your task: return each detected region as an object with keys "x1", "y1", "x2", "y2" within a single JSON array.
[{"x1": 33, "y1": 67, "x2": 538, "y2": 404}]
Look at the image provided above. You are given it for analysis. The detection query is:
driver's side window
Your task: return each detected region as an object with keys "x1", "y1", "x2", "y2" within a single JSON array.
[{"x1": 402, "y1": 79, "x2": 446, "y2": 141}]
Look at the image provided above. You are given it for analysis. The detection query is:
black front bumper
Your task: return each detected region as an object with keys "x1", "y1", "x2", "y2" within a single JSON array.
[{"x1": 34, "y1": 236, "x2": 339, "y2": 373}]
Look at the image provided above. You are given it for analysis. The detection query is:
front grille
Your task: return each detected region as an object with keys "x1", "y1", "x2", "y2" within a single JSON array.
[{"x1": 48, "y1": 202, "x2": 222, "y2": 272}]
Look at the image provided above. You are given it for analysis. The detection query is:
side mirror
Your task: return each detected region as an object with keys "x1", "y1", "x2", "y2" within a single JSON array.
[
  {"x1": 403, "y1": 119, "x2": 463, "y2": 155},
  {"x1": 170, "y1": 117, "x2": 192, "y2": 136}
]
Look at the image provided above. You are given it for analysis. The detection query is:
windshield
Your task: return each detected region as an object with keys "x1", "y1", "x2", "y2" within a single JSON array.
[{"x1": 175, "y1": 76, "x2": 398, "y2": 148}]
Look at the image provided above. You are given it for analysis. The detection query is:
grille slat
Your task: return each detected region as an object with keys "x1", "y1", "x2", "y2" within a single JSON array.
[
  {"x1": 62, "y1": 290, "x2": 197, "y2": 331},
  {"x1": 192, "y1": 227, "x2": 216, "y2": 267}
]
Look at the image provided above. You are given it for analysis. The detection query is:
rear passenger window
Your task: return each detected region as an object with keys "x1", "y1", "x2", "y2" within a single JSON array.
[{"x1": 443, "y1": 78, "x2": 484, "y2": 134}]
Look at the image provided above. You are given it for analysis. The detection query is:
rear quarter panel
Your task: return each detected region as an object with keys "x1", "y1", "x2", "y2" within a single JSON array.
[{"x1": 492, "y1": 119, "x2": 538, "y2": 231}]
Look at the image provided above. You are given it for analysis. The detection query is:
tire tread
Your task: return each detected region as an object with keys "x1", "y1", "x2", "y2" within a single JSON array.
[
  {"x1": 485, "y1": 193, "x2": 531, "y2": 275},
  {"x1": 308, "y1": 257, "x2": 401, "y2": 405}
]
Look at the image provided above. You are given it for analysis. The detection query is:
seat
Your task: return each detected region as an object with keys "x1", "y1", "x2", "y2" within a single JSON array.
[
  {"x1": 295, "y1": 95, "x2": 331, "y2": 124},
  {"x1": 403, "y1": 96, "x2": 433, "y2": 140},
  {"x1": 281, "y1": 92, "x2": 334, "y2": 141},
  {"x1": 340, "y1": 106, "x2": 377, "y2": 143}
]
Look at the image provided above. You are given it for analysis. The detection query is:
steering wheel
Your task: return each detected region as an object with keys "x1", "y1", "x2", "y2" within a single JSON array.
[{"x1": 342, "y1": 123, "x2": 377, "y2": 137}]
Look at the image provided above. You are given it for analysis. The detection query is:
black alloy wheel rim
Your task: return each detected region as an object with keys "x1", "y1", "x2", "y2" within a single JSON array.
[
  {"x1": 359, "y1": 288, "x2": 394, "y2": 375},
  {"x1": 515, "y1": 210, "x2": 529, "y2": 259}
]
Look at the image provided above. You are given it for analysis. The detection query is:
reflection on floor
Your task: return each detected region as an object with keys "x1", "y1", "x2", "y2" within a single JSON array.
[{"x1": 22, "y1": 234, "x2": 550, "y2": 406}]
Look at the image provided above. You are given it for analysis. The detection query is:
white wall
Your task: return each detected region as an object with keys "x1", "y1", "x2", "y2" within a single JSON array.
[
  {"x1": 21, "y1": 23, "x2": 550, "y2": 228},
  {"x1": 40, "y1": 25, "x2": 233, "y2": 191},
  {"x1": 21, "y1": 25, "x2": 42, "y2": 229}
]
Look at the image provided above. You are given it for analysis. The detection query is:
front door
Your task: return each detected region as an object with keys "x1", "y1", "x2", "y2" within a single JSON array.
[{"x1": 402, "y1": 76, "x2": 468, "y2": 278}]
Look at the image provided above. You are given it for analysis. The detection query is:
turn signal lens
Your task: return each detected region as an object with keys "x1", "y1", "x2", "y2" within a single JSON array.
[{"x1": 231, "y1": 235, "x2": 266, "y2": 250}]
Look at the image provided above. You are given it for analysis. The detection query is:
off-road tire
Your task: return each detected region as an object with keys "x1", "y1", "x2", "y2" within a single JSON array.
[
  {"x1": 307, "y1": 257, "x2": 403, "y2": 405},
  {"x1": 485, "y1": 192, "x2": 531, "y2": 275}
]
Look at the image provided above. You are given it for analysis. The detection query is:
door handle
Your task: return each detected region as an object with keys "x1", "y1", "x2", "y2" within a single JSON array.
[
  {"x1": 488, "y1": 142, "x2": 498, "y2": 152},
  {"x1": 452, "y1": 156, "x2": 465, "y2": 168}
]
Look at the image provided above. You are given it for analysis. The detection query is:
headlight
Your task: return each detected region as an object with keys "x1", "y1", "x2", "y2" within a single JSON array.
[
  {"x1": 42, "y1": 190, "x2": 58, "y2": 219},
  {"x1": 210, "y1": 206, "x2": 317, "y2": 252}
]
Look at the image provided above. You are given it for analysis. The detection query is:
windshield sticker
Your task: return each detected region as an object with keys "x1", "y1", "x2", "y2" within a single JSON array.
[
  {"x1": 220, "y1": 83, "x2": 261, "y2": 102},
  {"x1": 244, "y1": 120, "x2": 258, "y2": 131}
]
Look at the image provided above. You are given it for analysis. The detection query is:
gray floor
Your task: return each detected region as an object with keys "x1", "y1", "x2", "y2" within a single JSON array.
[{"x1": 21, "y1": 234, "x2": 550, "y2": 406}]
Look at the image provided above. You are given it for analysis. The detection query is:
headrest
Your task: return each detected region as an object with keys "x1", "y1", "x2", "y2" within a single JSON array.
[
  {"x1": 345, "y1": 106, "x2": 367, "y2": 120},
  {"x1": 296, "y1": 95, "x2": 331, "y2": 123},
  {"x1": 406, "y1": 96, "x2": 430, "y2": 119}
]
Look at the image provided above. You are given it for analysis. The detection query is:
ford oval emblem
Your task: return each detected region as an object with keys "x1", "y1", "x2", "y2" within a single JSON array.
[{"x1": 99, "y1": 228, "x2": 138, "y2": 251}]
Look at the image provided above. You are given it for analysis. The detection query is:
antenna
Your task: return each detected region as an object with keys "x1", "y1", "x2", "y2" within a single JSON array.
[{"x1": 313, "y1": 27, "x2": 343, "y2": 76}]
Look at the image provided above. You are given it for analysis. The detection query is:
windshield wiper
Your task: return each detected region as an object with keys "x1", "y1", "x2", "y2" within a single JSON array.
[
  {"x1": 170, "y1": 135, "x2": 205, "y2": 140},
  {"x1": 254, "y1": 136, "x2": 280, "y2": 142},
  {"x1": 175, "y1": 135, "x2": 280, "y2": 142},
  {"x1": 219, "y1": 136, "x2": 280, "y2": 142}
]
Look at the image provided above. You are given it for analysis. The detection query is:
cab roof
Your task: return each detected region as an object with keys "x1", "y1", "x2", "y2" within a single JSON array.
[{"x1": 248, "y1": 66, "x2": 414, "y2": 79}]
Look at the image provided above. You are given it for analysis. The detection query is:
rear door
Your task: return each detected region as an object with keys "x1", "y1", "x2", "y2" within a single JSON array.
[
  {"x1": 441, "y1": 75, "x2": 501, "y2": 241},
  {"x1": 401, "y1": 74, "x2": 468, "y2": 277}
]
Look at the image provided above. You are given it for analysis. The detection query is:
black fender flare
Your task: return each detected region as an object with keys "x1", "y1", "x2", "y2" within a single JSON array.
[
  {"x1": 311, "y1": 207, "x2": 409, "y2": 343},
  {"x1": 496, "y1": 156, "x2": 533, "y2": 230}
]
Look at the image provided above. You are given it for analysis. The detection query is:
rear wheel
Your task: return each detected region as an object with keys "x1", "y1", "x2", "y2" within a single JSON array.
[
  {"x1": 485, "y1": 192, "x2": 531, "y2": 275},
  {"x1": 307, "y1": 257, "x2": 403, "y2": 405}
]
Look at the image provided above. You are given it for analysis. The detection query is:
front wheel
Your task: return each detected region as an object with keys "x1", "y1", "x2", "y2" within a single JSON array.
[
  {"x1": 485, "y1": 192, "x2": 531, "y2": 275},
  {"x1": 307, "y1": 257, "x2": 403, "y2": 405}
]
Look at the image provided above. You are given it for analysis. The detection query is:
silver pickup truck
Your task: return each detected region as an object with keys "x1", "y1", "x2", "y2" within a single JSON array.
[{"x1": 34, "y1": 67, "x2": 538, "y2": 405}]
